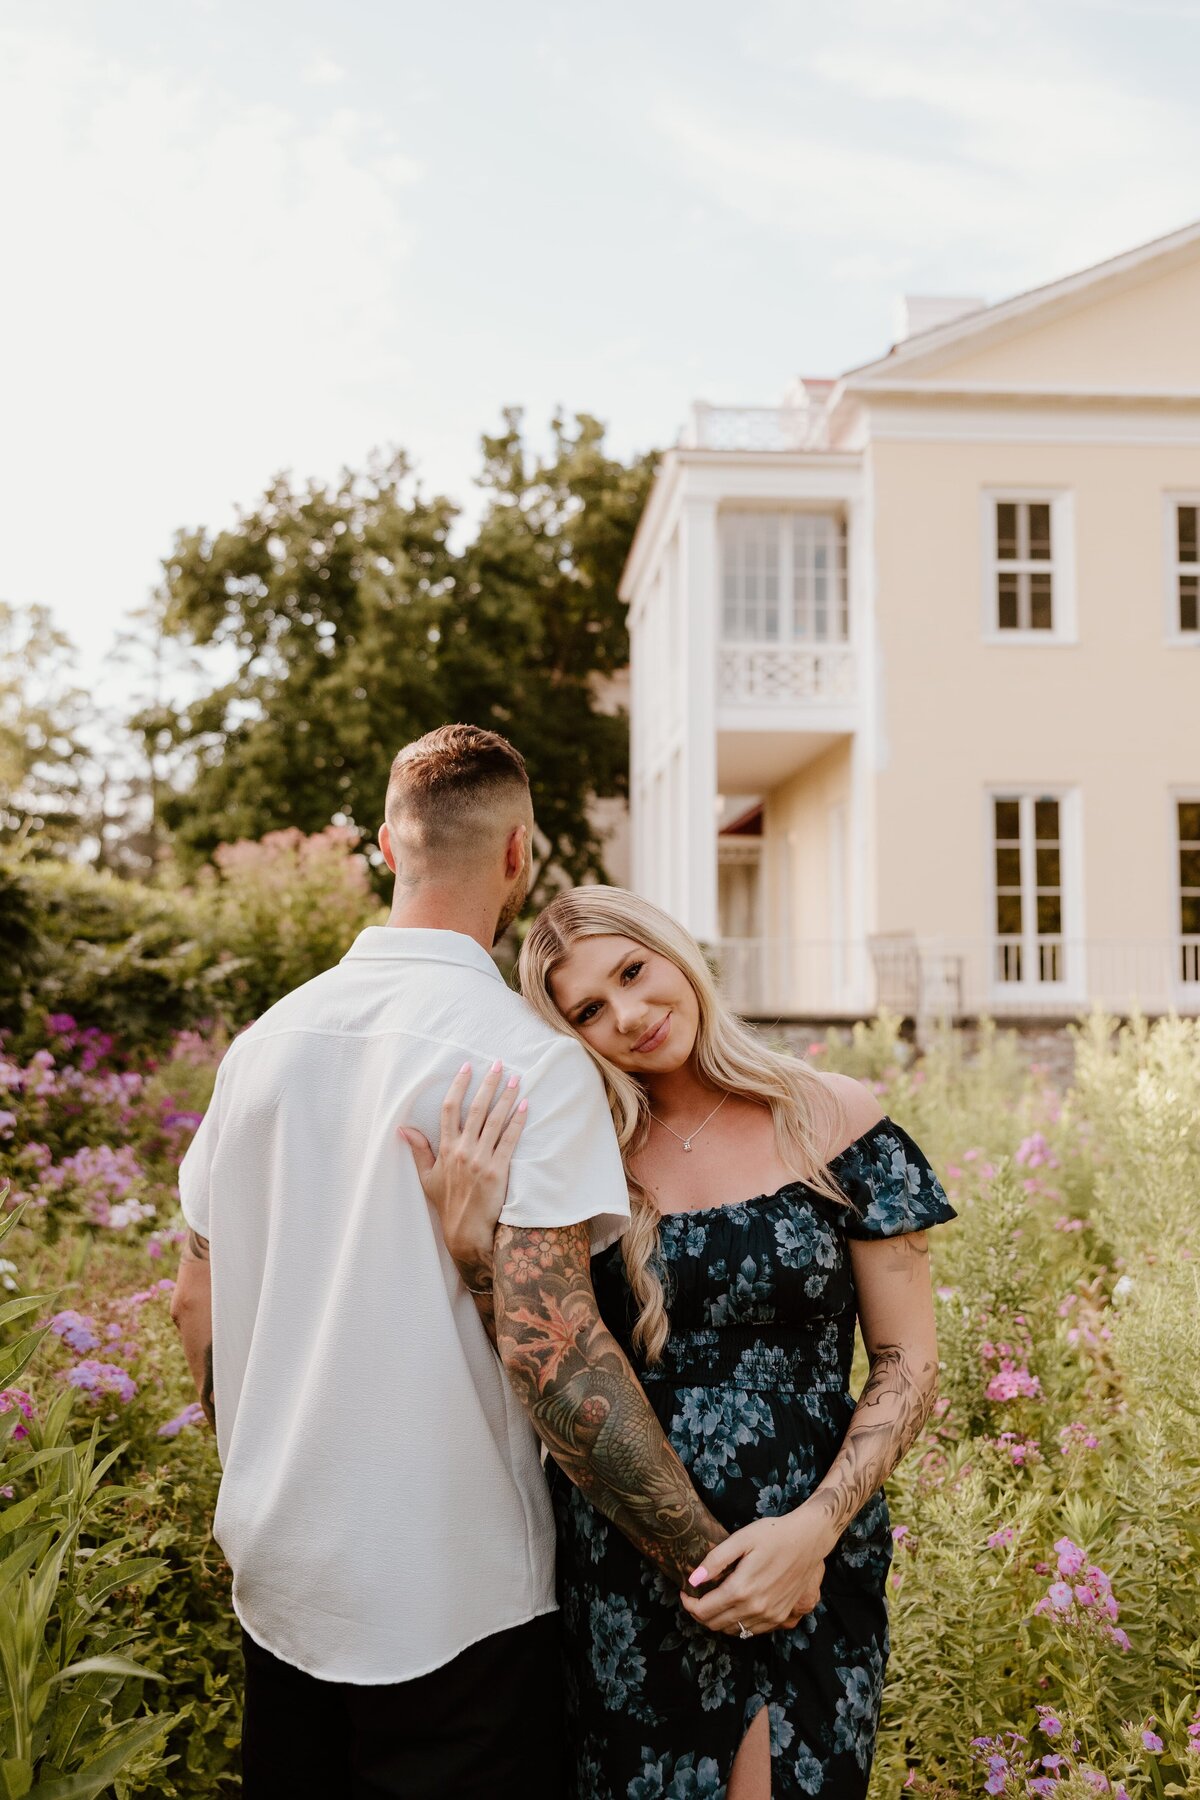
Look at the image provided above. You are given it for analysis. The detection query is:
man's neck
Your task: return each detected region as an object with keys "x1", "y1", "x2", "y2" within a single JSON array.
[{"x1": 386, "y1": 886, "x2": 500, "y2": 955}]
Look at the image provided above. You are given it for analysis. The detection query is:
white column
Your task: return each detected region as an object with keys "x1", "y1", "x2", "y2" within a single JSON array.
[
  {"x1": 678, "y1": 496, "x2": 719, "y2": 941},
  {"x1": 845, "y1": 486, "x2": 876, "y2": 1010}
]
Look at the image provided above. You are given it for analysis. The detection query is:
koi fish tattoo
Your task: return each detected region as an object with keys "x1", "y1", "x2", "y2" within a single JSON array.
[{"x1": 493, "y1": 1222, "x2": 726, "y2": 1586}]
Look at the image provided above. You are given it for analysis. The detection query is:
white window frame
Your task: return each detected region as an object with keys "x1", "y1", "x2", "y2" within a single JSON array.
[
  {"x1": 1174, "y1": 791, "x2": 1200, "y2": 990},
  {"x1": 986, "y1": 786, "x2": 1085, "y2": 1002},
  {"x1": 719, "y1": 509, "x2": 848, "y2": 647},
  {"x1": 981, "y1": 489, "x2": 1076, "y2": 645},
  {"x1": 1163, "y1": 494, "x2": 1200, "y2": 647}
]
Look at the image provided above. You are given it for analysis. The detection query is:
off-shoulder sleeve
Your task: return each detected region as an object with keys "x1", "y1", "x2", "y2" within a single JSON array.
[{"x1": 834, "y1": 1119, "x2": 957, "y2": 1239}]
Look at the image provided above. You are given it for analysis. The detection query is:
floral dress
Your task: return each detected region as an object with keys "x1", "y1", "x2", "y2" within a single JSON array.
[{"x1": 551, "y1": 1118, "x2": 956, "y2": 1800}]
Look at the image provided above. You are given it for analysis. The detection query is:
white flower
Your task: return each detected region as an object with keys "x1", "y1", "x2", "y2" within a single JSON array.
[
  {"x1": 1112, "y1": 1275, "x2": 1134, "y2": 1303},
  {"x1": 0, "y1": 1258, "x2": 16, "y2": 1292}
]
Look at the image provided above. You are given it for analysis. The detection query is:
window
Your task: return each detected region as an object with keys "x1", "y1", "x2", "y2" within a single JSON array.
[
  {"x1": 721, "y1": 512, "x2": 847, "y2": 644},
  {"x1": 983, "y1": 491, "x2": 1074, "y2": 641},
  {"x1": 1170, "y1": 501, "x2": 1200, "y2": 637},
  {"x1": 721, "y1": 514, "x2": 779, "y2": 640},
  {"x1": 1179, "y1": 799, "x2": 1200, "y2": 984},
  {"x1": 995, "y1": 500, "x2": 1053, "y2": 630},
  {"x1": 993, "y1": 794, "x2": 1066, "y2": 985}
]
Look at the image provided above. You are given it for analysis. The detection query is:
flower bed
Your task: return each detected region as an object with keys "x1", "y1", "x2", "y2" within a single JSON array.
[{"x1": 1, "y1": 1008, "x2": 1198, "y2": 1797}]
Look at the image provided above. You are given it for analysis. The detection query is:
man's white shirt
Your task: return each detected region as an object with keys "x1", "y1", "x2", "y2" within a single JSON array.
[{"x1": 179, "y1": 926, "x2": 629, "y2": 1685}]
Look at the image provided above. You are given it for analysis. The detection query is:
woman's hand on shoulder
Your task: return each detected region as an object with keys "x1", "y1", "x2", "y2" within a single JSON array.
[
  {"x1": 813, "y1": 1069, "x2": 884, "y2": 1160},
  {"x1": 399, "y1": 1061, "x2": 527, "y2": 1293}
]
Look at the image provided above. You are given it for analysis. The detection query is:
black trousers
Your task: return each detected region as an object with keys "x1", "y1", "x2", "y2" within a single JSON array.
[{"x1": 240, "y1": 1613, "x2": 565, "y2": 1799}]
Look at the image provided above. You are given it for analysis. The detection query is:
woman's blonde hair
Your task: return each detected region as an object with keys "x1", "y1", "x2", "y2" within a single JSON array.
[{"x1": 517, "y1": 886, "x2": 843, "y2": 1364}]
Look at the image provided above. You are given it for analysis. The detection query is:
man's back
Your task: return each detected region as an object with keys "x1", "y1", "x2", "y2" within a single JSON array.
[{"x1": 181, "y1": 926, "x2": 627, "y2": 1683}]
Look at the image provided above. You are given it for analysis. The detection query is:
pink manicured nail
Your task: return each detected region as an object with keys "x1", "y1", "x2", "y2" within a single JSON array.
[
  {"x1": 490, "y1": 1058, "x2": 503, "y2": 1073},
  {"x1": 507, "y1": 1076, "x2": 519, "y2": 1089},
  {"x1": 459, "y1": 1062, "x2": 471, "y2": 1074},
  {"x1": 517, "y1": 1099, "x2": 528, "y2": 1113},
  {"x1": 689, "y1": 1567, "x2": 709, "y2": 1587}
]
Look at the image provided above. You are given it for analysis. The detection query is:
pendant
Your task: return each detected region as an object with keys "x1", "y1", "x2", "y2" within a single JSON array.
[{"x1": 683, "y1": 1140, "x2": 693, "y2": 1152}]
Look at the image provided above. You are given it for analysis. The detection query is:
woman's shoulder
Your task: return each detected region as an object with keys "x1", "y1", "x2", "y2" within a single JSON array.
[{"x1": 811, "y1": 1070, "x2": 885, "y2": 1163}]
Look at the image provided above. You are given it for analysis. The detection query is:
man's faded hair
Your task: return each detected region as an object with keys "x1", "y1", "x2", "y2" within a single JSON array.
[{"x1": 384, "y1": 724, "x2": 529, "y2": 857}]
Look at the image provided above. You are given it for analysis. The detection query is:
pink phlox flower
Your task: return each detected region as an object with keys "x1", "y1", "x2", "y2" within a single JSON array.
[
  {"x1": 1016, "y1": 1132, "x2": 1059, "y2": 1169},
  {"x1": 1047, "y1": 1582, "x2": 1073, "y2": 1611},
  {"x1": 1027, "y1": 1780, "x2": 1057, "y2": 1797},
  {"x1": 1055, "y1": 1538, "x2": 1086, "y2": 1577},
  {"x1": 963, "y1": 1147, "x2": 982, "y2": 1162},
  {"x1": 891, "y1": 1524, "x2": 910, "y2": 1545},
  {"x1": 161, "y1": 1110, "x2": 204, "y2": 1133},
  {"x1": 994, "y1": 1432, "x2": 1041, "y2": 1466},
  {"x1": 0, "y1": 1388, "x2": 36, "y2": 1440},
  {"x1": 1074, "y1": 1584, "x2": 1096, "y2": 1606},
  {"x1": 1038, "y1": 1712, "x2": 1063, "y2": 1737},
  {"x1": 0, "y1": 1109, "x2": 16, "y2": 1136},
  {"x1": 1111, "y1": 1627, "x2": 1131, "y2": 1651},
  {"x1": 1041, "y1": 1755, "x2": 1067, "y2": 1769},
  {"x1": 1058, "y1": 1423, "x2": 1100, "y2": 1454},
  {"x1": 1142, "y1": 1729, "x2": 1164, "y2": 1753},
  {"x1": 1054, "y1": 1217, "x2": 1085, "y2": 1232},
  {"x1": 979, "y1": 1341, "x2": 997, "y2": 1361},
  {"x1": 1080, "y1": 1772, "x2": 1108, "y2": 1793},
  {"x1": 116, "y1": 1280, "x2": 175, "y2": 1312},
  {"x1": 158, "y1": 1401, "x2": 205, "y2": 1439},
  {"x1": 60, "y1": 1360, "x2": 137, "y2": 1404},
  {"x1": 49, "y1": 1309, "x2": 101, "y2": 1354},
  {"x1": 987, "y1": 1527, "x2": 1015, "y2": 1549},
  {"x1": 985, "y1": 1360, "x2": 1043, "y2": 1403}
]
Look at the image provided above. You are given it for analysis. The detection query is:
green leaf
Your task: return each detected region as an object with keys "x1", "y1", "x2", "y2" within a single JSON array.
[
  {"x1": 79, "y1": 1559, "x2": 162, "y2": 1608},
  {"x1": 0, "y1": 1329, "x2": 49, "y2": 1393},
  {"x1": 0, "y1": 1758, "x2": 32, "y2": 1800},
  {"x1": 28, "y1": 1713, "x2": 178, "y2": 1800},
  {"x1": 0, "y1": 1294, "x2": 55, "y2": 1332},
  {"x1": 42, "y1": 1655, "x2": 165, "y2": 1688}
]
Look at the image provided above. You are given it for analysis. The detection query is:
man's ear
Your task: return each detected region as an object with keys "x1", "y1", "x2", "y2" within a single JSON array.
[
  {"x1": 378, "y1": 821, "x2": 397, "y2": 874},
  {"x1": 504, "y1": 822, "x2": 527, "y2": 880}
]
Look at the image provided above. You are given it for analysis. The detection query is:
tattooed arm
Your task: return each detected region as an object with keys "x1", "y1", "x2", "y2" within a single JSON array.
[
  {"x1": 680, "y1": 1228, "x2": 939, "y2": 1637},
  {"x1": 807, "y1": 1231, "x2": 939, "y2": 1540},
  {"x1": 493, "y1": 1221, "x2": 727, "y2": 1588},
  {"x1": 169, "y1": 1228, "x2": 216, "y2": 1431}
]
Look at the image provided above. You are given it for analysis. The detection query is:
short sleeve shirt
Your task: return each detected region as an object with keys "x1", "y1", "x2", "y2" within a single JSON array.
[{"x1": 179, "y1": 926, "x2": 630, "y2": 1684}]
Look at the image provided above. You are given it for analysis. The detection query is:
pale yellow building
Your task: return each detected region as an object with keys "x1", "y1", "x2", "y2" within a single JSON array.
[{"x1": 621, "y1": 223, "x2": 1200, "y2": 1018}]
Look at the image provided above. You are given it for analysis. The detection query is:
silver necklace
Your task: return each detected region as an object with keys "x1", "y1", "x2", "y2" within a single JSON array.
[{"x1": 650, "y1": 1092, "x2": 730, "y2": 1152}]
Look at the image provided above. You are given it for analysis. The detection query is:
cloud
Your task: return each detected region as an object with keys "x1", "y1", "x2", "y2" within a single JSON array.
[
  {"x1": 302, "y1": 52, "x2": 348, "y2": 85},
  {"x1": 0, "y1": 22, "x2": 424, "y2": 662},
  {"x1": 654, "y1": 3, "x2": 1200, "y2": 295}
]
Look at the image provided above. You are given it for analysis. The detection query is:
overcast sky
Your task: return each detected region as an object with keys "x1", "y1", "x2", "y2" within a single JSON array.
[{"x1": 4, "y1": 0, "x2": 1200, "y2": 693}]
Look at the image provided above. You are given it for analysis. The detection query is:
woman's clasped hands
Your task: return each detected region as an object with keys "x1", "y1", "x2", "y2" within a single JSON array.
[{"x1": 680, "y1": 1504, "x2": 834, "y2": 1638}]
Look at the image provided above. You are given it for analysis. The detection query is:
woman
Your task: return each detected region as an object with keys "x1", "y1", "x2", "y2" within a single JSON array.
[{"x1": 430, "y1": 888, "x2": 954, "y2": 1799}]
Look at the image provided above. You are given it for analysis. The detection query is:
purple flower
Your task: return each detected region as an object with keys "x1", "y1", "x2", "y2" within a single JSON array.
[
  {"x1": 61, "y1": 1360, "x2": 137, "y2": 1405},
  {"x1": 49, "y1": 1310, "x2": 101, "y2": 1354},
  {"x1": 0, "y1": 1388, "x2": 36, "y2": 1440},
  {"x1": 1047, "y1": 1582, "x2": 1073, "y2": 1611},
  {"x1": 157, "y1": 1401, "x2": 205, "y2": 1439},
  {"x1": 1028, "y1": 1781, "x2": 1057, "y2": 1797},
  {"x1": 987, "y1": 1527, "x2": 1015, "y2": 1550},
  {"x1": 1141, "y1": 1731, "x2": 1163, "y2": 1753},
  {"x1": 1038, "y1": 1713, "x2": 1063, "y2": 1738}
]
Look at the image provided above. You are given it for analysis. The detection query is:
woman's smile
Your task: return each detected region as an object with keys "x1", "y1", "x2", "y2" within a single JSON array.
[{"x1": 632, "y1": 1013, "x2": 671, "y2": 1055}]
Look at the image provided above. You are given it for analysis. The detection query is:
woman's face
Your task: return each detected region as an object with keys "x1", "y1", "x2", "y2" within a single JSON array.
[{"x1": 549, "y1": 934, "x2": 700, "y2": 1076}]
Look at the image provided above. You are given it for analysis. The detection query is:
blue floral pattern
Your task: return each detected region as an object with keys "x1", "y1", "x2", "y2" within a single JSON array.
[{"x1": 552, "y1": 1117, "x2": 955, "y2": 1800}]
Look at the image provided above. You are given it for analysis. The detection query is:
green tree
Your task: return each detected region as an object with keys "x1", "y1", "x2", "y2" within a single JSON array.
[
  {"x1": 137, "y1": 415, "x2": 655, "y2": 903},
  {"x1": 0, "y1": 602, "x2": 93, "y2": 857}
]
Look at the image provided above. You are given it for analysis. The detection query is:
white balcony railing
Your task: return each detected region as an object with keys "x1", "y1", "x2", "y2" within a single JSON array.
[
  {"x1": 717, "y1": 643, "x2": 857, "y2": 709},
  {"x1": 709, "y1": 937, "x2": 1200, "y2": 1021},
  {"x1": 685, "y1": 404, "x2": 811, "y2": 452}
]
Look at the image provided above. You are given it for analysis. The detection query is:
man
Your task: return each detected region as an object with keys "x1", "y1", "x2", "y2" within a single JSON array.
[{"x1": 171, "y1": 724, "x2": 725, "y2": 1800}]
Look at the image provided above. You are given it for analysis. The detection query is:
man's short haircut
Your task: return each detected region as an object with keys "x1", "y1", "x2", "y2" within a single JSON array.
[{"x1": 385, "y1": 724, "x2": 530, "y2": 856}]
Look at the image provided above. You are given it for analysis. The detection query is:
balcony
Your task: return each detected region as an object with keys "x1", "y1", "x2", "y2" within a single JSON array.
[
  {"x1": 685, "y1": 404, "x2": 811, "y2": 452},
  {"x1": 718, "y1": 643, "x2": 856, "y2": 707}
]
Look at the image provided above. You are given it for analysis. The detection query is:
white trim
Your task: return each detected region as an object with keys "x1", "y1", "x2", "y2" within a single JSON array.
[
  {"x1": 862, "y1": 398, "x2": 1200, "y2": 446},
  {"x1": 985, "y1": 785, "x2": 1086, "y2": 1006},
  {"x1": 980, "y1": 489, "x2": 1077, "y2": 645},
  {"x1": 1163, "y1": 493, "x2": 1200, "y2": 647}
]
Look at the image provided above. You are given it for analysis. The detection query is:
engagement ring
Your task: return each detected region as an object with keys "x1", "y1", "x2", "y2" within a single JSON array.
[{"x1": 737, "y1": 1621, "x2": 752, "y2": 1640}]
